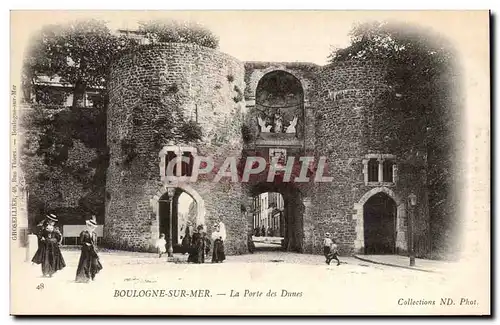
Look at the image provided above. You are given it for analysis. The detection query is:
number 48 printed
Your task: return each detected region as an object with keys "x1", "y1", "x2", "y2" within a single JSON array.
[{"x1": 36, "y1": 283, "x2": 44, "y2": 290}]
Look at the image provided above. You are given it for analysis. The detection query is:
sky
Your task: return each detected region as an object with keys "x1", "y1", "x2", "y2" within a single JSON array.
[
  {"x1": 10, "y1": 11, "x2": 487, "y2": 76},
  {"x1": 11, "y1": 11, "x2": 359, "y2": 66}
]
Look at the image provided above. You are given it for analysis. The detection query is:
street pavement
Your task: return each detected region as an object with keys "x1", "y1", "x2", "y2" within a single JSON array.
[
  {"x1": 10, "y1": 246, "x2": 487, "y2": 315},
  {"x1": 354, "y1": 254, "x2": 460, "y2": 273}
]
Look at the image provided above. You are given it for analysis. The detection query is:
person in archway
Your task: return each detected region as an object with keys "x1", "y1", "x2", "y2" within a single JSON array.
[
  {"x1": 75, "y1": 216, "x2": 103, "y2": 283},
  {"x1": 211, "y1": 222, "x2": 226, "y2": 263},
  {"x1": 181, "y1": 225, "x2": 191, "y2": 255},
  {"x1": 156, "y1": 233, "x2": 167, "y2": 258},
  {"x1": 31, "y1": 214, "x2": 66, "y2": 277}
]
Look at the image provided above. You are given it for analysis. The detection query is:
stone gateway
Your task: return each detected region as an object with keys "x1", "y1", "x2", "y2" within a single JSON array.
[{"x1": 104, "y1": 42, "x2": 431, "y2": 257}]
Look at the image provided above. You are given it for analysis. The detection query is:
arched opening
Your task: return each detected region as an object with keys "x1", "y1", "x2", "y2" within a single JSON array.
[
  {"x1": 251, "y1": 70, "x2": 304, "y2": 143},
  {"x1": 158, "y1": 189, "x2": 197, "y2": 253},
  {"x1": 251, "y1": 191, "x2": 285, "y2": 251},
  {"x1": 363, "y1": 192, "x2": 397, "y2": 254},
  {"x1": 248, "y1": 182, "x2": 304, "y2": 252}
]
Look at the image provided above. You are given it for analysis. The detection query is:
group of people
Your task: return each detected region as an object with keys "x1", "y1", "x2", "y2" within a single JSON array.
[
  {"x1": 31, "y1": 214, "x2": 103, "y2": 282},
  {"x1": 253, "y1": 226, "x2": 279, "y2": 237},
  {"x1": 32, "y1": 215, "x2": 340, "y2": 274},
  {"x1": 156, "y1": 221, "x2": 227, "y2": 264}
]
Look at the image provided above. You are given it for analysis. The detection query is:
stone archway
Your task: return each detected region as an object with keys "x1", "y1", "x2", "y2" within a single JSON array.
[
  {"x1": 363, "y1": 192, "x2": 397, "y2": 254},
  {"x1": 248, "y1": 182, "x2": 304, "y2": 252},
  {"x1": 353, "y1": 187, "x2": 407, "y2": 254},
  {"x1": 150, "y1": 183, "x2": 206, "y2": 246}
]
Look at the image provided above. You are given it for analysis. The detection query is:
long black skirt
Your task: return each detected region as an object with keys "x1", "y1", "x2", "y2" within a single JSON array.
[
  {"x1": 212, "y1": 239, "x2": 226, "y2": 263},
  {"x1": 31, "y1": 240, "x2": 66, "y2": 276},
  {"x1": 181, "y1": 235, "x2": 191, "y2": 254},
  {"x1": 75, "y1": 246, "x2": 103, "y2": 283}
]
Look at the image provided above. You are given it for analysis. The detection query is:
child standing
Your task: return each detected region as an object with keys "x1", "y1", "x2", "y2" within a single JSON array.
[
  {"x1": 328, "y1": 239, "x2": 341, "y2": 266},
  {"x1": 323, "y1": 232, "x2": 333, "y2": 264},
  {"x1": 156, "y1": 234, "x2": 167, "y2": 258}
]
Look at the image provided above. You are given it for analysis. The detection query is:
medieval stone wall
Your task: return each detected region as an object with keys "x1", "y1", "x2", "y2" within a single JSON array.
[
  {"x1": 306, "y1": 61, "x2": 387, "y2": 255},
  {"x1": 106, "y1": 43, "x2": 247, "y2": 253},
  {"x1": 106, "y1": 49, "x2": 431, "y2": 257},
  {"x1": 309, "y1": 60, "x2": 430, "y2": 256}
]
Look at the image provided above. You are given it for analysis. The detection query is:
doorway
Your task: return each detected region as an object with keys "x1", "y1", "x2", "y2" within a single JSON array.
[
  {"x1": 363, "y1": 192, "x2": 397, "y2": 254},
  {"x1": 251, "y1": 191, "x2": 285, "y2": 251},
  {"x1": 248, "y1": 183, "x2": 304, "y2": 252},
  {"x1": 158, "y1": 189, "x2": 196, "y2": 253}
]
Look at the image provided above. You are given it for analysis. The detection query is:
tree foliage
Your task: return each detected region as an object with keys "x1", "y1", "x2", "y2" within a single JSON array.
[
  {"x1": 22, "y1": 19, "x2": 138, "y2": 107},
  {"x1": 20, "y1": 18, "x2": 206, "y2": 228},
  {"x1": 329, "y1": 21, "x2": 462, "y2": 258},
  {"x1": 137, "y1": 19, "x2": 219, "y2": 49}
]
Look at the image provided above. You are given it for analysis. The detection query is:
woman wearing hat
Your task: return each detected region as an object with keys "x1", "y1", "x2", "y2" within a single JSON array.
[
  {"x1": 75, "y1": 216, "x2": 103, "y2": 283},
  {"x1": 188, "y1": 224, "x2": 207, "y2": 264},
  {"x1": 31, "y1": 214, "x2": 66, "y2": 277},
  {"x1": 211, "y1": 221, "x2": 226, "y2": 263}
]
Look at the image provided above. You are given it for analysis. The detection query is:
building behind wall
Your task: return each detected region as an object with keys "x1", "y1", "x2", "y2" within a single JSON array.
[{"x1": 252, "y1": 192, "x2": 284, "y2": 236}]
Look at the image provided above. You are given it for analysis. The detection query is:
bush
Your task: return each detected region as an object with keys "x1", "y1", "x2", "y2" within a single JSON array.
[
  {"x1": 233, "y1": 85, "x2": 243, "y2": 103},
  {"x1": 138, "y1": 19, "x2": 219, "y2": 49},
  {"x1": 179, "y1": 120, "x2": 203, "y2": 143},
  {"x1": 241, "y1": 124, "x2": 254, "y2": 143}
]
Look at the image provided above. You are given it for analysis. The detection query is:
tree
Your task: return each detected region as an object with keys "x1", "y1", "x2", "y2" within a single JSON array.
[
  {"x1": 20, "y1": 18, "x2": 205, "y2": 228},
  {"x1": 22, "y1": 19, "x2": 138, "y2": 108},
  {"x1": 329, "y1": 21, "x2": 462, "y2": 259},
  {"x1": 137, "y1": 19, "x2": 219, "y2": 49}
]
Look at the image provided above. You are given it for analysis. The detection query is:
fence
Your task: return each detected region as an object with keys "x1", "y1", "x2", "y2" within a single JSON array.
[{"x1": 61, "y1": 225, "x2": 103, "y2": 245}]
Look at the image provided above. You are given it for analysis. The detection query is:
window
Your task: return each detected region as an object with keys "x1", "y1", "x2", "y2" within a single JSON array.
[
  {"x1": 368, "y1": 159, "x2": 378, "y2": 182},
  {"x1": 180, "y1": 152, "x2": 194, "y2": 177},
  {"x1": 363, "y1": 154, "x2": 396, "y2": 186},
  {"x1": 383, "y1": 160, "x2": 394, "y2": 183},
  {"x1": 159, "y1": 145, "x2": 197, "y2": 183},
  {"x1": 165, "y1": 151, "x2": 178, "y2": 177},
  {"x1": 85, "y1": 92, "x2": 102, "y2": 108}
]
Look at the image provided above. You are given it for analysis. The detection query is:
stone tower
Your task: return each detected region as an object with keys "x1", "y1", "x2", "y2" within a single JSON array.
[
  {"x1": 105, "y1": 44, "x2": 431, "y2": 257},
  {"x1": 106, "y1": 43, "x2": 247, "y2": 253}
]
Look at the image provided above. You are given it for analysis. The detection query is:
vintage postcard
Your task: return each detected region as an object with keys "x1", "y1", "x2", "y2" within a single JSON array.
[{"x1": 9, "y1": 10, "x2": 490, "y2": 315}]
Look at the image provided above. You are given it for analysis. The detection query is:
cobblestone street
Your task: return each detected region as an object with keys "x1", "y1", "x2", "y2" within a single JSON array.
[{"x1": 11, "y1": 246, "x2": 487, "y2": 315}]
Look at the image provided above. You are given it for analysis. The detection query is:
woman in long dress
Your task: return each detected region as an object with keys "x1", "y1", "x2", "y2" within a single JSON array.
[
  {"x1": 211, "y1": 222, "x2": 226, "y2": 263},
  {"x1": 188, "y1": 225, "x2": 206, "y2": 264},
  {"x1": 31, "y1": 214, "x2": 66, "y2": 277},
  {"x1": 75, "y1": 216, "x2": 103, "y2": 283},
  {"x1": 181, "y1": 223, "x2": 192, "y2": 255}
]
